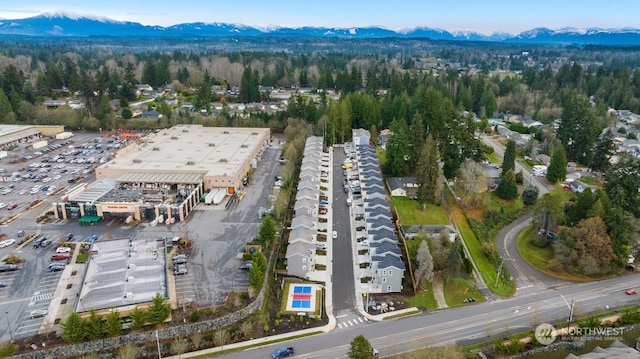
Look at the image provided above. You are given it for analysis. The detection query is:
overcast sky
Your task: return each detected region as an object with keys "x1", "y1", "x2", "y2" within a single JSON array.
[{"x1": 0, "y1": 0, "x2": 638, "y2": 35}]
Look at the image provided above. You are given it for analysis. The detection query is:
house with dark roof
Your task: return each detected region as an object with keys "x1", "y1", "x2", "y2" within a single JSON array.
[
  {"x1": 370, "y1": 255, "x2": 405, "y2": 293},
  {"x1": 386, "y1": 177, "x2": 418, "y2": 197}
]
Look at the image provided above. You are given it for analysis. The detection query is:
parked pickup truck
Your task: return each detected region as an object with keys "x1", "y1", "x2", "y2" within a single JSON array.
[{"x1": 272, "y1": 347, "x2": 294, "y2": 358}]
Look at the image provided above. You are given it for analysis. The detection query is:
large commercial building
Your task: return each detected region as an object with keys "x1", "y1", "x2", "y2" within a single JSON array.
[{"x1": 53, "y1": 125, "x2": 270, "y2": 222}]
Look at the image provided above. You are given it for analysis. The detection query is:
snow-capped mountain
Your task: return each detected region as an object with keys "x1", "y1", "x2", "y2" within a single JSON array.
[{"x1": 0, "y1": 13, "x2": 639, "y2": 46}]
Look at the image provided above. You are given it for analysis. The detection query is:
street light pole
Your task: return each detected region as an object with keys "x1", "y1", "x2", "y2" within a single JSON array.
[{"x1": 5, "y1": 311, "x2": 13, "y2": 343}]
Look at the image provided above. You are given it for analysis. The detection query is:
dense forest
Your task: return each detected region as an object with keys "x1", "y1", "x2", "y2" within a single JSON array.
[{"x1": 1, "y1": 39, "x2": 640, "y2": 179}]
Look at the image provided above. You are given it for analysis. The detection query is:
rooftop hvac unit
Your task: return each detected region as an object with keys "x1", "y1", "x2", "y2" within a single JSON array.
[
  {"x1": 126, "y1": 276, "x2": 135, "y2": 282},
  {"x1": 124, "y1": 292, "x2": 134, "y2": 299},
  {"x1": 127, "y1": 264, "x2": 137, "y2": 270}
]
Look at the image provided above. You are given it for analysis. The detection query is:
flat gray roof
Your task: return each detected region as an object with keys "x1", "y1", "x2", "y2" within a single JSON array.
[
  {"x1": 97, "y1": 125, "x2": 269, "y2": 178},
  {"x1": 76, "y1": 238, "x2": 168, "y2": 312},
  {"x1": 69, "y1": 178, "x2": 117, "y2": 204},
  {"x1": 118, "y1": 172, "x2": 204, "y2": 184},
  {"x1": 0, "y1": 125, "x2": 39, "y2": 145}
]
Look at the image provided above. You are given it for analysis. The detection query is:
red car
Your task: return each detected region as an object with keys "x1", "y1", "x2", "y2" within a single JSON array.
[
  {"x1": 626, "y1": 289, "x2": 637, "y2": 295},
  {"x1": 51, "y1": 254, "x2": 70, "y2": 261},
  {"x1": 7, "y1": 203, "x2": 17, "y2": 210}
]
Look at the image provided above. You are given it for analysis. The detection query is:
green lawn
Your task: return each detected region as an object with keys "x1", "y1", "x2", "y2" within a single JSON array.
[
  {"x1": 392, "y1": 197, "x2": 449, "y2": 225},
  {"x1": 579, "y1": 176, "x2": 600, "y2": 185},
  {"x1": 516, "y1": 225, "x2": 592, "y2": 282},
  {"x1": 407, "y1": 281, "x2": 438, "y2": 310},
  {"x1": 516, "y1": 226, "x2": 554, "y2": 270},
  {"x1": 487, "y1": 152, "x2": 501, "y2": 164},
  {"x1": 449, "y1": 194, "x2": 514, "y2": 297},
  {"x1": 443, "y1": 277, "x2": 484, "y2": 307}
]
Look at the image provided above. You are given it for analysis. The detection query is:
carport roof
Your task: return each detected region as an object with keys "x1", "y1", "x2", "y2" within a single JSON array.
[
  {"x1": 69, "y1": 178, "x2": 117, "y2": 203},
  {"x1": 76, "y1": 238, "x2": 168, "y2": 312},
  {"x1": 118, "y1": 172, "x2": 204, "y2": 184}
]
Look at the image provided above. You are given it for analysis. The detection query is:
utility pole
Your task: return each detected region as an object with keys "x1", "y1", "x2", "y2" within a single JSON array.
[{"x1": 4, "y1": 311, "x2": 13, "y2": 342}]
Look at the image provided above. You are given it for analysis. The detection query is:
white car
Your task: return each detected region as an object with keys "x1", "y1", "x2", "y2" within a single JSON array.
[
  {"x1": 42, "y1": 177, "x2": 51, "y2": 183},
  {"x1": 0, "y1": 203, "x2": 6, "y2": 209},
  {"x1": 56, "y1": 247, "x2": 71, "y2": 254},
  {"x1": 18, "y1": 189, "x2": 27, "y2": 195},
  {"x1": 0, "y1": 238, "x2": 16, "y2": 248},
  {"x1": 27, "y1": 309, "x2": 47, "y2": 319},
  {"x1": 332, "y1": 231, "x2": 338, "y2": 239},
  {"x1": 29, "y1": 189, "x2": 38, "y2": 194},
  {"x1": 53, "y1": 175, "x2": 61, "y2": 180}
]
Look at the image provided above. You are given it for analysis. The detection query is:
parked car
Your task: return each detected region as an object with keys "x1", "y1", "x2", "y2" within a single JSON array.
[
  {"x1": 51, "y1": 253, "x2": 70, "y2": 261},
  {"x1": 240, "y1": 260, "x2": 253, "y2": 270},
  {"x1": 27, "y1": 309, "x2": 47, "y2": 319},
  {"x1": 332, "y1": 231, "x2": 338, "y2": 239},
  {"x1": 49, "y1": 264, "x2": 65, "y2": 272},
  {"x1": 316, "y1": 242, "x2": 327, "y2": 249},
  {"x1": 173, "y1": 257, "x2": 187, "y2": 265},
  {"x1": 0, "y1": 238, "x2": 16, "y2": 248},
  {"x1": 0, "y1": 281, "x2": 6, "y2": 287},
  {"x1": 626, "y1": 289, "x2": 637, "y2": 295},
  {"x1": 173, "y1": 254, "x2": 187, "y2": 261},
  {"x1": 174, "y1": 265, "x2": 188, "y2": 275},
  {"x1": 0, "y1": 264, "x2": 18, "y2": 272},
  {"x1": 88, "y1": 234, "x2": 98, "y2": 243},
  {"x1": 56, "y1": 246, "x2": 72, "y2": 254},
  {"x1": 7, "y1": 203, "x2": 17, "y2": 210}
]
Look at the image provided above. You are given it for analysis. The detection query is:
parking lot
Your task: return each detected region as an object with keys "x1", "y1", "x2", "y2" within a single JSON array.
[
  {"x1": 0, "y1": 132, "x2": 285, "y2": 342},
  {"x1": 0, "y1": 132, "x2": 122, "y2": 221}
]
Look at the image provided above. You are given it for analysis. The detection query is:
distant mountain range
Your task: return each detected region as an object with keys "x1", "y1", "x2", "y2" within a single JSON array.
[{"x1": 1, "y1": 12, "x2": 640, "y2": 46}]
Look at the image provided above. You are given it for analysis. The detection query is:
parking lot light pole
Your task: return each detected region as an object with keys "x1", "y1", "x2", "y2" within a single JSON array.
[{"x1": 5, "y1": 311, "x2": 13, "y2": 342}]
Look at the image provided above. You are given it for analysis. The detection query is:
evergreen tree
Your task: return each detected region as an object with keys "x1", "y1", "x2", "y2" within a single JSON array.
[
  {"x1": 258, "y1": 215, "x2": 276, "y2": 244},
  {"x1": 557, "y1": 92, "x2": 598, "y2": 165},
  {"x1": 416, "y1": 134, "x2": 441, "y2": 207},
  {"x1": 347, "y1": 334, "x2": 375, "y2": 359},
  {"x1": 604, "y1": 156, "x2": 640, "y2": 217},
  {"x1": 501, "y1": 140, "x2": 516, "y2": 177},
  {"x1": 0, "y1": 89, "x2": 12, "y2": 120},
  {"x1": 546, "y1": 145, "x2": 567, "y2": 183},
  {"x1": 105, "y1": 310, "x2": 122, "y2": 336},
  {"x1": 522, "y1": 185, "x2": 540, "y2": 206},
  {"x1": 86, "y1": 309, "x2": 104, "y2": 340},
  {"x1": 147, "y1": 292, "x2": 171, "y2": 326},
  {"x1": 61, "y1": 312, "x2": 88, "y2": 343},
  {"x1": 590, "y1": 130, "x2": 615, "y2": 173},
  {"x1": 496, "y1": 169, "x2": 518, "y2": 199},
  {"x1": 129, "y1": 306, "x2": 148, "y2": 330},
  {"x1": 384, "y1": 118, "x2": 411, "y2": 176}
]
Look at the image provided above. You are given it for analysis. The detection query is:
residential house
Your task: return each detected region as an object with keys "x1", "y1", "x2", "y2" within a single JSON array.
[
  {"x1": 140, "y1": 110, "x2": 163, "y2": 120},
  {"x1": 290, "y1": 215, "x2": 316, "y2": 231},
  {"x1": 285, "y1": 241, "x2": 316, "y2": 279},
  {"x1": 352, "y1": 129, "x2": 371, "y2": 146},
  {"x1": 370, "y1": 256, "x2": 405, "y2": 293},
  {"x1": 288, "y1": 228, "x2": 316, "y2": 244},
  {"x1": 386, "y1": 177, "x2": 418, "y2": 197}
]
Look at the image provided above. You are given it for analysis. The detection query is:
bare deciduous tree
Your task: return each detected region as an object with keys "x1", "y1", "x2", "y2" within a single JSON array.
[{"x1": 414, "y1": 240, "x2": 434, "y2": 290}]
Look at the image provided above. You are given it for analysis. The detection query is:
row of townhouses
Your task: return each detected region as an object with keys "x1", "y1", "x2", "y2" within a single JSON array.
[
  {"x1": 349, "y1": 140, "x2": 406, "y2": 293},
  {"x1": 286, "y1": 137, "x2": 330, "y2": 282}
]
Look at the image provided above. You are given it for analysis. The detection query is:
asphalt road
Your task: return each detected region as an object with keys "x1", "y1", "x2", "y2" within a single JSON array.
[
  {"x1": 331, "y1": 148, "x2": 356, "y2": 313},
  {"x1": 214, "y1": 273, "x2": 640, "y2": 359}
]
